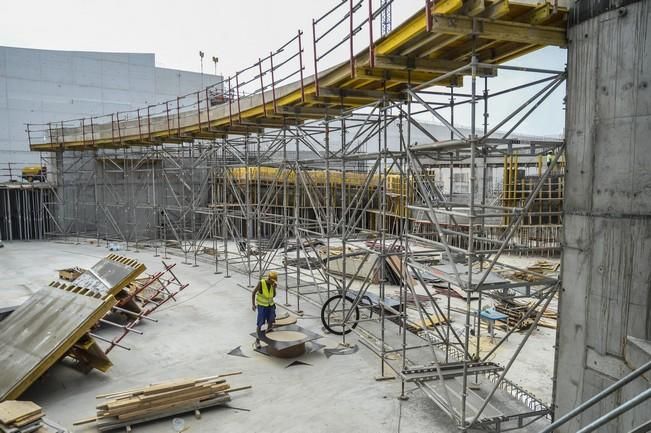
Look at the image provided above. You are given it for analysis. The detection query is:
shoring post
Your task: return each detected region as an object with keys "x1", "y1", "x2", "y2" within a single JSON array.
[
  {"x1": 399, "y1": 99, "x2": 409, "y2": 400},
  {"x1": 294, "y1": 133, "x2": 302, "y2": 313},
  {"x1": 282, "y1": 128, "x2": 290, "y2": 306},
  {"x1": 461, "y1": 53, "x2": 479, "y2": 431},
  {"x1": 325, "y1": 119, "x2": 331, "y2": 302},
  {"x1": 340, "y1": 116, "x2": 348, "y2": 343},
  {"x1": 425, "y1": 0, "x2": 432, "y2": 32},
  {"x1": 222, "y1": 142, "x2": 231, "y2": 278},
  {"x1": 245, "y1": 138, "x2": 252, "y2": 287},
  {"x1": 256, "y1": 135, "x2": 262, "y2": 282}
]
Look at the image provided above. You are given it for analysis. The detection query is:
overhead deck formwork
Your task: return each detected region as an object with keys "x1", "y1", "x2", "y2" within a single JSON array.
[{"x1": 24, "y1": 1, "x2": 573, "y2": 432}]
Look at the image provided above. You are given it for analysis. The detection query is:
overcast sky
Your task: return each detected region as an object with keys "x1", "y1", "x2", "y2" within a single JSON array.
[{"x1": 0, "y1": 0, "x2": 567, "y2": 136}]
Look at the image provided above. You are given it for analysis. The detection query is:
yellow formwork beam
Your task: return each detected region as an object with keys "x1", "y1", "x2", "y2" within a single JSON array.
[{"x1": 29, "y1": 1, "x2": 568, "y2": 152}]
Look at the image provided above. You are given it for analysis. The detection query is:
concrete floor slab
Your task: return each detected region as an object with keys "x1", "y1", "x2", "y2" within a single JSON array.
[{"x1": 0, "y1": 241, "x2": 472, "y2": 432}]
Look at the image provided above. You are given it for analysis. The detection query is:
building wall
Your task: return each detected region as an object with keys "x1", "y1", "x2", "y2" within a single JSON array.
[
  {"x1": 0, "y1": 46, "x2": 221, "y2": 179},
  {"x1": 555, "y1": 1, "x2": 651, "y2": 431}
]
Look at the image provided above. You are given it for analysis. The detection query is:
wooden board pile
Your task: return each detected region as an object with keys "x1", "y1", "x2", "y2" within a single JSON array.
[
  {"x1": 507, "y1": 260, "x2": 560, "y2": 282},
  {"x1": 57, "y1": 267, "x2": 85, "y2": 282},
  {"x1": 0, "y1": 400, "x2": 45, "y2": 433},
  {"x1": 495, "y1": 299, "x2": 557, "y2": 330},
  {"x1": 87, "y1": 373, "x2": 249, "y2": 432}
]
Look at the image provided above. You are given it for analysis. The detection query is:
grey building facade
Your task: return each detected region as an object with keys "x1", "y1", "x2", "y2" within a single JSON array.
[{"x1": 0, "y1": 45, "x2": 221, "y2": 180}]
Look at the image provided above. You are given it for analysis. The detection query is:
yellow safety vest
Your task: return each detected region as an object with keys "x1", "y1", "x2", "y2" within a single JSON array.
[{"x1": 256, "y1": 279, "x2": 275, "y2": 307}]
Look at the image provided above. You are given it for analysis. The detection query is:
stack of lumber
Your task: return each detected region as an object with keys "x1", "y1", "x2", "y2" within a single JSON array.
[
  {"x1": 528, "y1": 260, "x2": 560, "y2": 273},
  {"x1": 507, "y1": 260, "x2": 560, "y2": 282},
  {"x1": 408, "y1": 313, "x2": 449, "y2": 332},
  {"x1": 0, "y1": 400, "x2": 45, "y2": 433},
  {"x1": 495, "y1": 299, "x2": 557, "y2": 330},
  {"x1": 88, "y1": 373, "x2": 250, "y2": 432}
]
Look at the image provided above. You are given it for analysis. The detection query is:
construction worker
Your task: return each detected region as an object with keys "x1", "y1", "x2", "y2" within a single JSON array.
[
  {"x1": 252, "y1": 271, "x2": 278, "y2": 349},
  {"x1": 546, "y1": 150, "x2": 554, "y2": 167}
]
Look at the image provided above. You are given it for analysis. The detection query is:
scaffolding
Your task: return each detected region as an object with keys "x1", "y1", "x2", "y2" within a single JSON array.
[{"x1": 24, "y1": 1, "x2": 570, "y2": 431}]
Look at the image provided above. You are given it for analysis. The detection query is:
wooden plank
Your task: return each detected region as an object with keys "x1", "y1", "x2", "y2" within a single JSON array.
[
  {"x1": 0, "y1": 289, "x2": 118, "y2": 401},
  {"x1": 0, "y1": 401, "x2": 41, "y2": 425},
  {"x1": 96, "y1": 372, "x2": 238, "y2": 399},
  {"x1": 116, "y1": 393, "x2": 231, "y2": 422},
  {"x1": 13, "y1": 412, "x2": 44, "y2": 428},
  {"x1": 103, "y1": 384, "x2": 229, "y2": 416},
  {"x1": 96, "y1": 395, "x2": 232, "y2": 432}
]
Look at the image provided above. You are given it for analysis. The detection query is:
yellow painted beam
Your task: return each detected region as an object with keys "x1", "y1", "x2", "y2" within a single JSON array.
[
  {"x1": 482, "y1": 0, "x2": 510, "y2": 19},
  {"x1": 375, "y1": 0, "x2": 464, "y2": 55},
  {"x1": 374, "y1": 55, "x2": 497, "y2": 77},
  {"x1": 429, "y1": 13, "x2": 567, "y2": 47},
  {"x1": 28, "y1": 1, "x2": 569, "y2": 151}
]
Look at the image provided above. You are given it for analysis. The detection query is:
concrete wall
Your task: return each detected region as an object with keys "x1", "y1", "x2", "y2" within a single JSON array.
[
  {"x1": 0, "y1": 46, "x2": 221, "y2": 179},
  {"x1": 555, "y1": 1, "x2": 651, "y2": 431}
]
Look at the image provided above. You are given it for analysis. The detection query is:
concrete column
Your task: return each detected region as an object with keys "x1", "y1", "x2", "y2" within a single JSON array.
[{"x1": 555, "y1": 1, "x2": 651, "y2": 432}]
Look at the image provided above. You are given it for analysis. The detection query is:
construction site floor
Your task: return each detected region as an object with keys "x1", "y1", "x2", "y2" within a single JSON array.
[{"x1": 0, "y1": 240, "x2": 470, "y2": 433}]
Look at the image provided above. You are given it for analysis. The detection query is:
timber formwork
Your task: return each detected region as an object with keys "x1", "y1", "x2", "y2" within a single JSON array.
[{"x1": 26, "y1": 1, "x2": 569, "y2": 432}]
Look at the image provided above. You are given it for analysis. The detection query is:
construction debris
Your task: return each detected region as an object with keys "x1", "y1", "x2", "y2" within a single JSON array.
[
  {"x1": 503, "y1": 260, "x2": 560, "y2": 283},
  {"x1": 409, "y1": 313, "x2": 449, "y2": 332},
  {"x1": 495, "y1": 298, "x2": 558, "y2": 330},
  {"x1": 79, "y1": 373, "x2": 249, "y2": 432},
  {"x1": 0, "y1": 255, "x2": 145, "y2": 401},
  {"x1": 57, "y1": 267, "x2": 85, "y2": 282}
]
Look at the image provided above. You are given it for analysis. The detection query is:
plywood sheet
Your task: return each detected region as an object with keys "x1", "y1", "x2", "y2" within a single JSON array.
[
  {"x1": 0, "y1": 401, "x2": 41, "y2": 424},
  {"x1": 72, "y1": 254, "x2": 145, "y2": 296},
  {"x1": 0, "y1": 286, "x2": 116, "y2": 401}
]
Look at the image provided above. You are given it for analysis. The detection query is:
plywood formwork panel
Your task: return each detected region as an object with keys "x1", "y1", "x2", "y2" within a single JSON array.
[
  {"x1": 0, "y1": 286, "x2": 117, "y2": 401},
  {"x1": 0, "y1": 254, "x2": 145, "y2": 401},
  {"x1": 28, "y1": 1, "x2": 569, "y2": 151},
  {"x1": 72, "y1": 254, "x2": 146, "y2": 296}
]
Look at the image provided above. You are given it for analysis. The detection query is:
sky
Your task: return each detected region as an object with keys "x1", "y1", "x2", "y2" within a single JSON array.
[{"x1": 0, "y1": 0, "x2": 567, "y2": 136}]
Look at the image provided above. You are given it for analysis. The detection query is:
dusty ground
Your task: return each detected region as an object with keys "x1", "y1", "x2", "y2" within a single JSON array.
[{"x1": 0, "y1": 240, "x2": 557, "y2": 432}]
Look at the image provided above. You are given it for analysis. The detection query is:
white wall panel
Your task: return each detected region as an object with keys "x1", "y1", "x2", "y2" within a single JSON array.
[
  {"x1": 5, "y1": 49, "x2": 41, "y2": 80},
  {"x1": 0, "y1": 45, "x2": 215, "y2": 179}
]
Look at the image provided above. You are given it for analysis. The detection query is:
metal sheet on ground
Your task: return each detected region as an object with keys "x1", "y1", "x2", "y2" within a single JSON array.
[{"x1": 0, "y1": 287, "x2": 116, "y2": 401}]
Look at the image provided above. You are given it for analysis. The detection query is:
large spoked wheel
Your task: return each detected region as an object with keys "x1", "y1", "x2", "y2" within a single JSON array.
[{"x1": 320, "y1": 294, "x2": 360, "y2": 335}]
